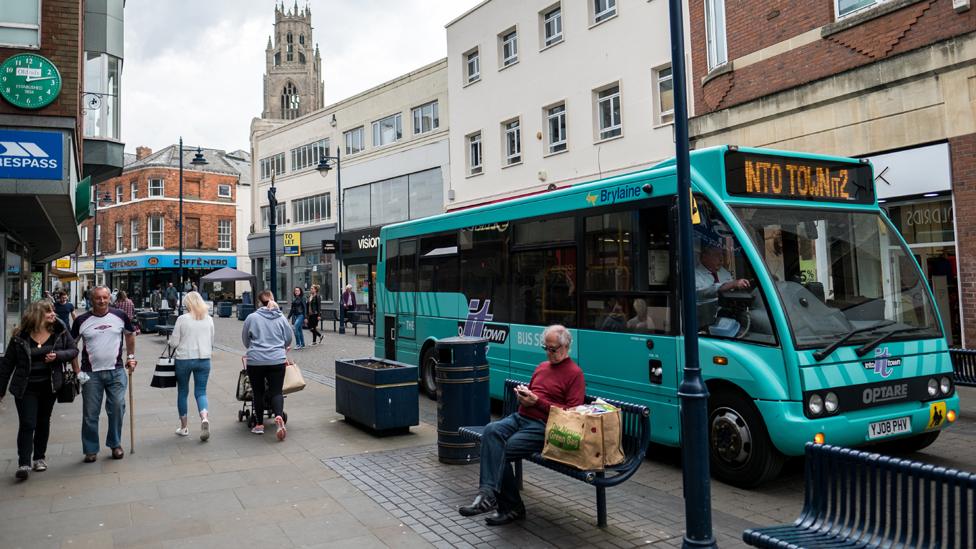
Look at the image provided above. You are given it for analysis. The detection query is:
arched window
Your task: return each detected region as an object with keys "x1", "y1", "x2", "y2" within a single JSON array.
[
  {"x1": 281, "y1": 82, "x2": 300, "y2": 119},
  {"x1": 299, "y1": 34, "x2": 305, "y2": 45},
  {"x1": 299, "y1": 52, "x2": 306, "y2": 64},
  {"x1": 274, "y1": 52, "x2": 281, "y2": 66},
  {"x1": 286, "y1": 32, "x2": 294, "y2": 61}
]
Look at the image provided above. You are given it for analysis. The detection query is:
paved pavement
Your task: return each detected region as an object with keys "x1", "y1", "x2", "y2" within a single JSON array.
[{"x1": 0, "y1": 315, "x2": 974, "y2": 548}]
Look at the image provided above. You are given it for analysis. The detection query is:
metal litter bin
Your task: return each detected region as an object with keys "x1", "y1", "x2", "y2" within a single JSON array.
[
  {"x1": 435, "y1": 337, "x2": 490, "y2": 464},
  {"x1": 237, "y1": 303, "x2": 255, "y2": 320},
  {"x1": 217, "y1": 302, "x2": 233, "y2": 317},
  {"x1": 137, "y1": 311, "x2": 159, "y2": 333}
]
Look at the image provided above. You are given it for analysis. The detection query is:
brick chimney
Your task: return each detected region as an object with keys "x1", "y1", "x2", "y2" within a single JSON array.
[{"x1": 135, "y1": 146, "x2": 152, "y2": 160}]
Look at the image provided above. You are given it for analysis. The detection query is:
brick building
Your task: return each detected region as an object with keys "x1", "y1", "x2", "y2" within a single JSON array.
[
  {"x1": 689, "y1": 0, "x2": 976, "y2": 345},
  {"x1": 0, "y1": 0, "x2": 125, "y2": 343},
  {"x1": 77, "y1": 145, "x2": 248, "y2": 306}
]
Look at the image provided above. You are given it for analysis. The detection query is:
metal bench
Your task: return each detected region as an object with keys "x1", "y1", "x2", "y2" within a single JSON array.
[
  {"x1": 457, "y1": 378, "x2": 650, "y2": 527},
  {"x1": 347, "y1": 310, "x2": 374, "y2": 337},
  {"x1": 949, "y1": 348, "x2": 976, "y2": 387},
  {"x1": 743, "y1": 442, "x2": 976, "y2": 548},
  {"x1": 320, "y1": 309, "x2": 339, "y2": 332}
]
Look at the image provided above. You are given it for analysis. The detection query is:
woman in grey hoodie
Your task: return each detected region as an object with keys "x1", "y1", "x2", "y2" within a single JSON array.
[{"x1": 241, "y1": 290, "x2": 293, "y2": 440}]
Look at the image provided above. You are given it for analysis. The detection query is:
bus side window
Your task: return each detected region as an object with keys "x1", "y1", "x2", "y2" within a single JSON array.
[
  {"x1": 460, "y1": 224, "x2": 511, "y2": 321},
  {"x1": 419, "y1": 232, "x2": 459, "y2": 292},
  {"x1": 399, "y1": 239, "x2": 417, "y2": 292},
  {"x1": 386, "y1": 239, "x2": 399, "y2": 291},
  {"x1": 511, "y1": 217, "x2": 576, "y2": 327}
]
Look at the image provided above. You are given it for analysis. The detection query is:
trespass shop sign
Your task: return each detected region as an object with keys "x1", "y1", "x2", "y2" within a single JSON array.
[{"x1": 0, "y1": 129, "x2": 63, "y2": 180}]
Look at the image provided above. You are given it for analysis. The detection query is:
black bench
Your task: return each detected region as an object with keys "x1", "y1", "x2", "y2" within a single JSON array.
[
  {"x1": 347, "y1": 310, "x2": 374, "y2": 337},
  {"x1": 320, "y1": 309, "x2": 339, "y2": 332},
  {"x1": 457, "y1": 378, "x2": 650, "y2": 528},
  {"x1": 949, "y1": 348, "x2": 976, "y2": 387},
  {"x1": 743, "y1": 442, "x2": 976, "y2": 548}
]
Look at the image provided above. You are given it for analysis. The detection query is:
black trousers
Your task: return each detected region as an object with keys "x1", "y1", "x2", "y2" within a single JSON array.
[
  {"x1": 246, "y1": 364, "x2": 285, "y2": 422},
  {"x1": 307, "y1": 314, "x2": 321, "y2": 342},
  {"x1": 15, "y1": 380, "x2": 57, "y2": 466}
]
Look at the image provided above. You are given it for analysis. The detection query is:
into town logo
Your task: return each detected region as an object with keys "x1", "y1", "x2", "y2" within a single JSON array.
[
  {"x1": 462, "y1": 299, "x2": 492, "y2": 337},
  {"x1": 872, "y1": 348, "x2": 894, "y2": 378}
]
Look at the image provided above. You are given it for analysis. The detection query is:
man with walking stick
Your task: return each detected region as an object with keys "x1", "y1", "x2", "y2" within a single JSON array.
[{"x1": 71, "y1": 286, "x2": 137, "y2": 463}]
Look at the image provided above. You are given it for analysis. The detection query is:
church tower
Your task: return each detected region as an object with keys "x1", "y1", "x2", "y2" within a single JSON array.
[{"x1": 262, "y1": 1, "x2": 324, "y2": 120}]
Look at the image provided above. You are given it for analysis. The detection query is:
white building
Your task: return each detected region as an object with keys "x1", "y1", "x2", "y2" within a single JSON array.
[
  {"x1": 223, "y1": 149, "x2": 254, "y2": 297},
  {"x1": 445, "y1": 0, "x2": 684, "y2": 209},
  {"x1": 248, "y1": 59, "x2": 449, "y2": 312}
]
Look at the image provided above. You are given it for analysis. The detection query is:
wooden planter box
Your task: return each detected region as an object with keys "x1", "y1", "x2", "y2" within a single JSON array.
[{"x1": 335, "y1": 357, "x2": 419, "y2": 434}]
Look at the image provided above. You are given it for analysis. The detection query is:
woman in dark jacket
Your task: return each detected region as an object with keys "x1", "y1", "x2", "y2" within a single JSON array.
[
  {"x1": 287, "y1": 287, "x2": 307, "y2": 350},
  {"x1": 307, "y1": 284, "x2": 322, "y2": 346},
  {"x1": 0, "y1": 300, "x2": 79, "y2": 480}
]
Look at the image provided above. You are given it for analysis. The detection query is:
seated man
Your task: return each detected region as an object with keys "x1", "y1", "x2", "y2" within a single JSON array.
[
  {"x1": 458, "y1": 324, "x2": 585, "y2": 526},
  {"x1": 695, "y1": 245, "x2": 750, "y2": 304}
]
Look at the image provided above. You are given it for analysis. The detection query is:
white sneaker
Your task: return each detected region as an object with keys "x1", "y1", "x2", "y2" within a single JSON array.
[
  {"x1": 200, "y1": 418, "x2": 210, "y2": 441},
  {"x1": 175, "y1": 426, "x2": 189, "y2": 436},
  {"x1": 32, "y1": 459, "x2": 47, "y2": 472},
  {"x1": 251, "y1": 424, "x2": 264, "y2": 435}
]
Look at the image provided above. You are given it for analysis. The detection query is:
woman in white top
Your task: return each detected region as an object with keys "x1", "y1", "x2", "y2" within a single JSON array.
[{"x1": 169, "y1": 291, "x2": 215, "y2": 440}]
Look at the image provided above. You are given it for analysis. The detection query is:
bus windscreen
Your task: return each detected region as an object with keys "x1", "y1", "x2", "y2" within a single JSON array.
[{"x1": 725, "y1": 151, "x2": 874, "y2": 204}]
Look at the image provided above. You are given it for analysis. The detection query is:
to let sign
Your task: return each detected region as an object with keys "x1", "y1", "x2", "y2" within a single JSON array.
[{"x1": 284, "y1": 232, "x2": 301, "y2": 256}]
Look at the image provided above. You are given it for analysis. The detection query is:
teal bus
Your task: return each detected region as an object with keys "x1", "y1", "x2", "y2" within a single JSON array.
[{"x1": 373, "y1": 145, "x2": 959, "y2": 487}]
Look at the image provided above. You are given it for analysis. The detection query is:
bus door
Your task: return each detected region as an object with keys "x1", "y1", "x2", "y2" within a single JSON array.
[
  {"x1": 395, "y1": 239, "x2": 418, "y2": 361},
  {"x1": 578, "y1": 203, "x2": 682, "y2": 446}
]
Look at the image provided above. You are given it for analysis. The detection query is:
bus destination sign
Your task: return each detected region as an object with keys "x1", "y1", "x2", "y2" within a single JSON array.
[{"x1": 725, "y1": 151, "x2": 874, "y2": 204}]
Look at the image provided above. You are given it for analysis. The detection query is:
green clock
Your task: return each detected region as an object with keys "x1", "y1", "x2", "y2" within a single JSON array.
[{"x1": 0, "y1": 53, "x2": 62, "y2": 110}]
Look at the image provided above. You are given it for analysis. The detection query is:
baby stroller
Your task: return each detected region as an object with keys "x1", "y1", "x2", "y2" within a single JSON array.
[{"x1": 236, "y1": 357, "x2": 288, "y2": 429}]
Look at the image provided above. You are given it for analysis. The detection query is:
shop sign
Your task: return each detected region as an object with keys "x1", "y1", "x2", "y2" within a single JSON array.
[
  {"x1": 341, "y1": 228, "x2": 381, "y2": 257},
  {"x1": 0, "y1": 129, "x2": 63, "y2": 180},
  {"x1": 283, "y1": 232, "x2": 301, "y2": 256},
  {"x1": 321, "y1": 239, "x2": 337, "y2": 254},
  {"x1": 55, "y1": 257, "x2": 71, "y2": 269},
  {"x1": 102, "y1": 254, "x2": 237, "y2": 271}
]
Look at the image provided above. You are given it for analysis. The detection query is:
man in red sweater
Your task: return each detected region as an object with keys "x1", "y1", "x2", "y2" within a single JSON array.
[{"x1": 459, "y1": 324, "x2": 585, "y2": 526}]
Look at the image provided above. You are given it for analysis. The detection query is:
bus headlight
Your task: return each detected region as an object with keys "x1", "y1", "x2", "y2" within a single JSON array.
[
  {"x1": 927, "y1": 378, "x2": 939, "y2": 397},
  {"x1": 824, "y1": 392, "x2": 839, "y2": 414},
  {"x1": 808, "y1": 394, "x2": 824, "y2": 416},
  {"x1": 940, "y1": 376, "x2": 952, "y2": 395}
]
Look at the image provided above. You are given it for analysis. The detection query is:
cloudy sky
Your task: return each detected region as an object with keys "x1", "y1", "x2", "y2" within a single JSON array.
[{"x1": 122, "y1": 0, "x2": 482, "y2": 154}]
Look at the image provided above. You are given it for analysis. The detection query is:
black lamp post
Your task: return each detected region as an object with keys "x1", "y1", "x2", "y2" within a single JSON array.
[
  {"x1": 268, "y1": 173, "x2": 278, "y2": 300},
  {"x1": 91, "y1": 187, "x2": 112, "y2": 285},
  {"x1": 177, "y1": 138, "x2": 208, "y2": 314},
  {"x1": 668, "y1": 0, "x2": 716, "y2": 547},
  {"x1": 316, "y1": 150, "x2": 344, "y2": 334}
]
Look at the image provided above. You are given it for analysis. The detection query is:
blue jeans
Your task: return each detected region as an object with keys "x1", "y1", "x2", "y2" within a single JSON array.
[
  {"x1": 292, "y1": 315, "x2": 306, "y2": 347},
  {"x1": 479, "y1": 413, "x2": 546, "y2": 510},
  {"x1": 175, "y1": 358, "x2": 211, "y2": 418},
  {"x1": 81, "y1": 368, "x2": 128, "y2": 455}
]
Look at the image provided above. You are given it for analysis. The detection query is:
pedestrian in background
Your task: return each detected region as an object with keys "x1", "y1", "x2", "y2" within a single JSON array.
[
  {"x1": 242, "y1": 290, "x2": 291, "y2": 440},
  {"x1": 287, "y1": 286, "x2": 307, "y2": 350},
  {"x1": 0, "y1": 301, "x2": 79, "y2": 480},
  {"x1": 150, "y1": 288, "x2": 162, "y2": 312},
  {"x1": 54, "y1": 292, "x2": 75, "y2": 330},
  {"x1": 307, "y1": 284, "x2": 322, "y2": 346},
  {"x1": 72, "y1": 286, "x2": 137, "y2": 463},
  {"x1": 340, "y1": 284, "x2": 356, "y2": 328},
  {"x1": 165, "y1": 283, "x2": 177, "y2": 310},
  {"x1": 169, "y1": 291, "x2": 214, "y2": 441},
  {"x1": 114, "y1": 290, "x2": 135, "y2": 324}
]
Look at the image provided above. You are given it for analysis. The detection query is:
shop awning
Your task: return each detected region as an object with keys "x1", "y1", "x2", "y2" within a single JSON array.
[
  {"x1": 75, "y1": 176, "x2": 92, "y2": 223},
  {"x1": 50, "y1": 268, "x2": 78, "y2": 282},
  {"x1": 200, "y1": 267, "x2": 256, "y2": 284}
]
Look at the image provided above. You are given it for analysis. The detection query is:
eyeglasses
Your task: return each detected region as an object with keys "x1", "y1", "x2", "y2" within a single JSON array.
[{"x1": 541, "y1": 344, "x2": 561, "y2": 353}]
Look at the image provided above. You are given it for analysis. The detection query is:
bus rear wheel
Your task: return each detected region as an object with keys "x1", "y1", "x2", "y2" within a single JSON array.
[
  {"x1": 708, "y1": 391, "x2": 784, "y2": 488},
  {"x1": 420, "y1": 347, "x2": 438, "y2": 400}
]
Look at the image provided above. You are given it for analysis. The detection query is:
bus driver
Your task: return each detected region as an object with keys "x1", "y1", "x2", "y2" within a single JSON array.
[{"x1": 695, "y1": 246, "x2": 750, "y2": 304}]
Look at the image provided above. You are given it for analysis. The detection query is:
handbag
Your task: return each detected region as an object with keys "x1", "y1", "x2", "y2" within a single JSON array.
[
  {"x1": 56, "y1": 364, "x2": 80, "y2": 403},
  {"x1": 150, "y1": 346, "x2": 177, "y2": 388},
  {"x1": 282, "y1": 361, "x2": 306, "y2": 395}
]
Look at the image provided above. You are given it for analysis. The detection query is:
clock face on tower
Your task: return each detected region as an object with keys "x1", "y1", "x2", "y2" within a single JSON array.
[{"x1": 0, "y1": 53, "x2": 63, "y2": 110}]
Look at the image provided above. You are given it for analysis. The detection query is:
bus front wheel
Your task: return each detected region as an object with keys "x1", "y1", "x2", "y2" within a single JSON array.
[
  {"x1": 708, "y1": 391, "x2": 784, "y2": 488},
  {"x1": 420, "y1": 347, "x2": 438, "y2": 400}
]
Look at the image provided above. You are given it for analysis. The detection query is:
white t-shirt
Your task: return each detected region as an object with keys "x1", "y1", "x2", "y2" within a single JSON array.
[{"x1": 71, "y1": 309, "x2": 134, "y2": 372}]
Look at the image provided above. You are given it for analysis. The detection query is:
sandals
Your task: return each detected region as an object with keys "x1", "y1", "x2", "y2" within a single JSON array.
[{"x1": 111, "y1": 447, "x2": 124, "y2": 460}]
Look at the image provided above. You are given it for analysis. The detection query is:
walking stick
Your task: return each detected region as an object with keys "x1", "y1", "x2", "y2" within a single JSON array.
[{"x1": 128, "y1": 367, "x2": 135, "y2": 454}]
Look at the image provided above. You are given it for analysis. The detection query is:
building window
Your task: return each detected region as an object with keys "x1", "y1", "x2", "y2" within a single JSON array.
[
  {"x1": 0, "y1": 0, "x2": 40, "y2": 48},
  {"x1": 218, "y1": 220, "x2": 232, "y2": 251},
  {"x1": 293, "y1": 193, "x2": 331, "y2": 225},
  {"x1": 130, "y1": 218, "x2": 139, "y2": 251},
  {"x1": 286, "y1": 32, "x2": 294, "y2": 62},
  {"x1": 465, "y1": 48, "x2": 480, "y2": 84},
  {"x1": 542, "y1": 6, "x2": 563, "y2": 47},
  {"x1": 281, "y1": 81, "x2": 300, "y2": 120},
  {"x1": 412, "y1": 101, "x2": 439, "y2": 135},
  {"x1": 344, "y1": 127, "x2": 365, "y2": 155},
  {"x1": 115, "y1": 222, "x2": 123, "y2": 252},
  {"x1": 149, "y1": 178, "x2": 164, "y2": 197},
  {"x1": 593, "y1": 0, "x2": 617, "y2": 24},
  {"x1": 836, "y1": 0, "x2": 885, "y2": 18},
  {"x1": 217, "y1": 184, "x2": 232, "y2": 198},
  {"x1": 95, "y1": 225, "x2": 102, "y2": 255},
  {"x1": 260, "y1": 152, "x2": 285, "y2": 180},
  {"x1": 596, "y1": 84, "x2": 622, "y2": 140},
  {"x1": 546, "y1": 103, "x2": 567, "y2": 154},
  {"x1": 500, "y1": 29, "x2": 518, "y2": 67},
  {"x1": 503, "y1": 119, "x2": 521, "y2": 165},
  {"x1": 467, "y1": 132, "x2": 483, "y2": 176},
  {"x1": 654, "y1": 65, "x2": 674, "y2": 124},
  {"x1": 372, "y1": 113, "x2": 403, "y2": 147},
  {"x1": 290, "y1": 138, "x2": 329, "y2": 172},
  {"x1": 148, "y1": 216, "x2": 164, "y2": 249},
  {"x1": 83, "y1": 53, "x2": 121, "y2": 140},
  {"x1": 130, "y1": 181, "x2": 137, "y2": 200},
  {"x1": 705, "y1": 0, "x2": 728, "y2": 69},
  {"x1": 81, "y1": 227, "x2": 88, "y2": 256},
  {"x1": 115, "y1": 185, "x2": 123, "y2": 203},
  {"x1": 261, "y1": 203, "x2": 287, "y2": 229}
]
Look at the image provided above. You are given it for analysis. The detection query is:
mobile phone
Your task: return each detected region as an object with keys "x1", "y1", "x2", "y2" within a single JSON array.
[{"x1": 516, "y1": 385, "x2": 529, "y2": 395}]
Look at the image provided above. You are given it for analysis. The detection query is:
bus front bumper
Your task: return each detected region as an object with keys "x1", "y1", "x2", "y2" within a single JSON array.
[{"x1": 755, "y1": 395, "x2": 961, "y2": 457}]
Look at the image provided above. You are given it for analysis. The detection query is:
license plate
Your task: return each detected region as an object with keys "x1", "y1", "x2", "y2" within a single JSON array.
[{"x1": 868, "y1": 417, "x2": 912, "y2": 440}]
